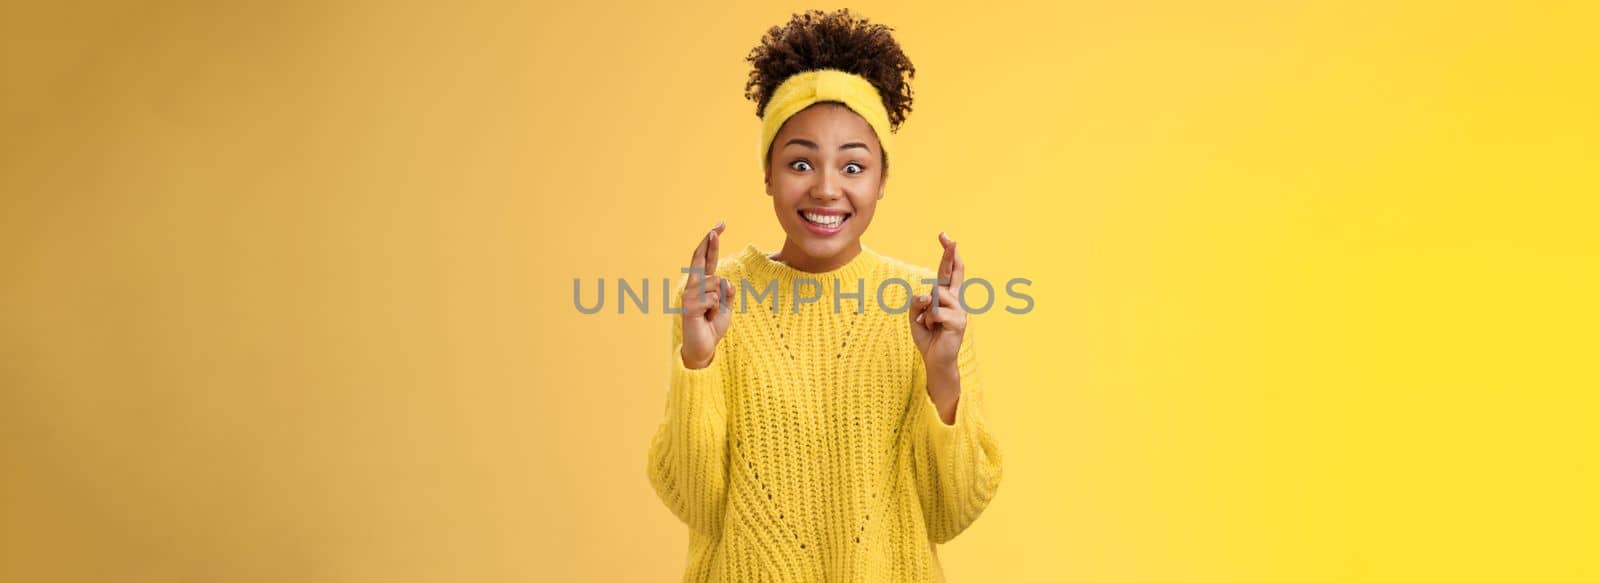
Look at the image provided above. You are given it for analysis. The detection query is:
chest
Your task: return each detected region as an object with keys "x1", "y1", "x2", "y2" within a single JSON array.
[{"x1": 721, "y1": 303, "x2": 919, "y2": 450}]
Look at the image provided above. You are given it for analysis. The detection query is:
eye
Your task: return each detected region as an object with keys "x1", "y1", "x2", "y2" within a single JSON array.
[
  {"x1": 844, "y1": 162, "x2": 865, "y2": 174},
  {"x1": 789, "y1": 160, "x2": 813, "y2": 172}
]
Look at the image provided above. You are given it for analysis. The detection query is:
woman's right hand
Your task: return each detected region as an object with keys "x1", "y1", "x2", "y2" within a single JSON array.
[{"x1": 681, "y1": 221, "x2": 732, "y2": 369}]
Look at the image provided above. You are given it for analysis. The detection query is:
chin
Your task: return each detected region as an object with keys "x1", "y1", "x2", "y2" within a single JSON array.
[{"x1": 797, "y1": 235, "x2": 852, "y2": 258}]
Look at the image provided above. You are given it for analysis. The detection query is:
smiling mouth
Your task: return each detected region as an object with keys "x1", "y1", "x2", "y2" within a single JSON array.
[{"x1": 799, "y1": 210, "x2": 851, "y2": 228}]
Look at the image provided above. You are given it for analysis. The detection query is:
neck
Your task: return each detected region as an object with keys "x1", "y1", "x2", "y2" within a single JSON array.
[{"x1": 770, "y1": 238, "x2": 862, "y2": 273}]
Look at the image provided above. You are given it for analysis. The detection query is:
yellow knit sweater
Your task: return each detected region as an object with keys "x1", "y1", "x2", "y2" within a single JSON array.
[{"x1": 646, "y1": 242, "x2": 1004, "y2": 582}]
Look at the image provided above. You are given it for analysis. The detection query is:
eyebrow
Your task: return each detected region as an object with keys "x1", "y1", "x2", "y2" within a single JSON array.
[{"x1": 782, "y1": 138, "x2": 872, "y2": 154}]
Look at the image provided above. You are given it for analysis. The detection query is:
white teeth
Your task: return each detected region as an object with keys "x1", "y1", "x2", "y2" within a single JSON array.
[{"x1": 802, "y1": 211, "x2": 845, "y2": 226}]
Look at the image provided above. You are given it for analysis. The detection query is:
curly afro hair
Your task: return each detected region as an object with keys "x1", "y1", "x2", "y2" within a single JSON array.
[{"x1": 744, "y1": 8, "x2": 916, "y2": 132}]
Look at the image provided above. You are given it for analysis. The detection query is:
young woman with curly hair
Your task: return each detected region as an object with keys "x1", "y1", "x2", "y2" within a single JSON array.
[{"x1": 646, "y1": 9, "x2": 1003, "y2": 581}]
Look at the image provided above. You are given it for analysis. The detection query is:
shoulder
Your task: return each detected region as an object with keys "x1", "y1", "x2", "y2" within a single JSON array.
[
  {"x1": 870, "y1": 250, "x2": 937, "y2": 283},
  {"x1": 716, "y1": 255, "x2": 748, "y2": 277}
]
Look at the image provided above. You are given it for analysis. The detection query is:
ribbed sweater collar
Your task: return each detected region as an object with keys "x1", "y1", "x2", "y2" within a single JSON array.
[{"x1": 734, "y1": 242, "x2": 885, "y2": 285}]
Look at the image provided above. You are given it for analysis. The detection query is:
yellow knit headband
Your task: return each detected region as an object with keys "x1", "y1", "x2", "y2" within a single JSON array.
[{"x1": 759, "y1": 68, "x2": 893, "y2": 171}]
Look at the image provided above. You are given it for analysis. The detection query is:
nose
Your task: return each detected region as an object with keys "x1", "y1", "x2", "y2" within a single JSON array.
[{"x1": 810, "y1": 169, "x2": 843, "y2": 202}]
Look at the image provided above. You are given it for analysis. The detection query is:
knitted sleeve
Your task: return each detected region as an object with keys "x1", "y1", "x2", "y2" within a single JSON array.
[
  {"x1": 909, "y1": 326, "x2": 1004, "y2": 544},
  {"x1": 645, "y1": 278, "x2": 731, "y2": 537}
]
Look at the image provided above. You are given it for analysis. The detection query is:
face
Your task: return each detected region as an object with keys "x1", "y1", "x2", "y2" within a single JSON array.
[{"x1": 764, "y1": 102, "x2": 886, "y2": 265}]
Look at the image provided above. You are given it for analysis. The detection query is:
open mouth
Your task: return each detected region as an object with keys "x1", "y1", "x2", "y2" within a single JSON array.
[{"x1": 799, "y1": 209, "x2": 851, "y2": 229}]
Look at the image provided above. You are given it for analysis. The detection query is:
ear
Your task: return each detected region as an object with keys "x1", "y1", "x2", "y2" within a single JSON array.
[{"x1": 877, "y1": 153, "x2": 888, "y2": 199}]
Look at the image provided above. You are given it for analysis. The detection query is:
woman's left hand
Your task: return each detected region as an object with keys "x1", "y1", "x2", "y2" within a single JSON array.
[{"x1": 909, "y1": 232, "x2": 966, "y2": 372}]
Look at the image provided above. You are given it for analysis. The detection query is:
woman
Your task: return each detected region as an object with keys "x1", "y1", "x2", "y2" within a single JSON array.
[{"x1": 646, "y1": 9, "x2": 1002, "y2": 581}]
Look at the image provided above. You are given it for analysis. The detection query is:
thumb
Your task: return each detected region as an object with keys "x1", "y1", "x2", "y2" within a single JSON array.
[{"x1": 908, "y1": 294, "x2": 931, "y2": 326}]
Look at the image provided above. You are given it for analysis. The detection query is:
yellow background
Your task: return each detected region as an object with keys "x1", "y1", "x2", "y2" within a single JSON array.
[{"x1": 2, "y1": 1, "x2": 1596, "y2": 581}]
